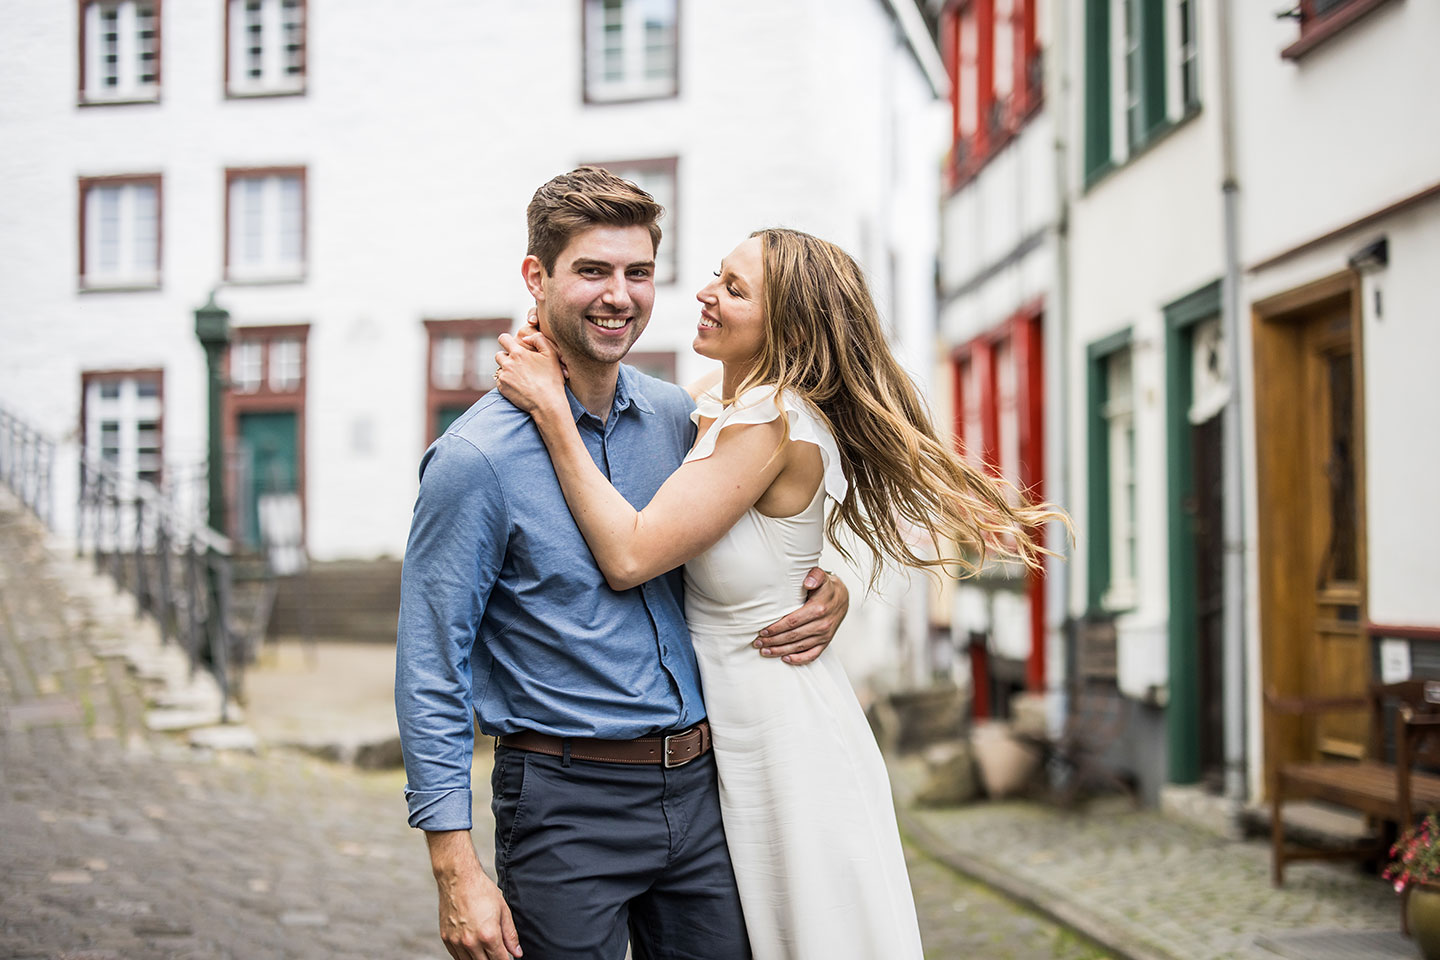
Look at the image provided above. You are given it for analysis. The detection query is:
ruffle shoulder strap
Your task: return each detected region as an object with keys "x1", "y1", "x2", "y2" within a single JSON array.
[{"x1": 687, "y1": 385, "x2": 849, "y2": 502}]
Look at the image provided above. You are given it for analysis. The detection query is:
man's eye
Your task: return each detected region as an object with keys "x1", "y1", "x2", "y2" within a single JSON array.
[{"x1": 629, "y1": 270, "x2": 652, "y2": 280}]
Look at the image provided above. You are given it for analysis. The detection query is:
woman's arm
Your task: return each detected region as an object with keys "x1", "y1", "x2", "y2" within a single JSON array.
[{"x1": 496, "y1": 333, "x2": 789, "y2": 591}]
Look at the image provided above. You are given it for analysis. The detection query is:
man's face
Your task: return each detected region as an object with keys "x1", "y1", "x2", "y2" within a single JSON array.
[{"x1": 524, "y1": 225, "x2": 656, "y2": 369}]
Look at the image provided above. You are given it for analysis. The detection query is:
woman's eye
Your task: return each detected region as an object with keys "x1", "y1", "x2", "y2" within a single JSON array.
[{"x1": 726, "y1": 286, "x2": 740, "y2": 297}]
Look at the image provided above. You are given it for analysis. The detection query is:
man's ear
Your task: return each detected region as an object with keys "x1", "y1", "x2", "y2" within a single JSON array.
[{"x1": 521, "y1": 255, "x2": 547, "y2": 301}]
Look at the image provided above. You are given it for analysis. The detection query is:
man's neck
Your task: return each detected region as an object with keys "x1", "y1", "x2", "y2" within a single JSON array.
[{"x1": 567, "y1": 360, "x2": 621, "y2": 422}]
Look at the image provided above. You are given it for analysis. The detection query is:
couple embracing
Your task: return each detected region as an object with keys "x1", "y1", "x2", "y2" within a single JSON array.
[{"x1": 395, "y1": 167, "x2": 1057, "y2": 959}]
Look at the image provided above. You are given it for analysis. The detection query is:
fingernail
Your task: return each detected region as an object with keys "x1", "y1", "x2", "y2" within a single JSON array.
[
  {"x1": 782, "y1": 655, "x2": 793, "y2": 663},
  {"x1": 757, "y1": 629, "x2": 770, "y2": 638},
  {"x1": 752, "y1": 639, "x2": 763, "y2": 648},
  {"x1": 804, "y1": 578, "x2": 817, "y2": 588},
  {"x1": 760, "y1": 648, "x2": 772, "y2": 657}
]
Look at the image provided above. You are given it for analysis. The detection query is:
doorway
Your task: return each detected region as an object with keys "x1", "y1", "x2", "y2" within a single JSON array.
[{"x1": 1255, "y1": 272, "x2": 1368, "y2": 776}]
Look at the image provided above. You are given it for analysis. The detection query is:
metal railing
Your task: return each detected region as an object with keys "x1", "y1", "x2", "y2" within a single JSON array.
[
  {"x1": 0, "y1": 407, "x2": 56, "y2": 527},
  {"x1": 0, "y1": 405, "x2": 251, "y2": 717},
  {"x1": 76, "y1": 457, "x2": 252, "y2": 716}
]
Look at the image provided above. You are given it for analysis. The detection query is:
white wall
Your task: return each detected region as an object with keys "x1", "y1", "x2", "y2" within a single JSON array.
[
  {"x1": 0, "y1": 0, "x2": 947, "y2": 570},
  {"x1": 1061, "y1": 0, "x2": 1228, "y2": 700}
]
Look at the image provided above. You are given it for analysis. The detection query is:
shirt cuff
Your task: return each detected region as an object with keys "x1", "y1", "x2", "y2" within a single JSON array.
[{"x1": 405, "y1": 787, "x2": 473, "y2": 832}]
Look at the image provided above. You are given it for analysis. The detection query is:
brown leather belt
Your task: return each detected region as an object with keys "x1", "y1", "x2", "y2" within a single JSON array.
[{"x1": 498, "y1": 721, "x2": 711, "y2": 768}]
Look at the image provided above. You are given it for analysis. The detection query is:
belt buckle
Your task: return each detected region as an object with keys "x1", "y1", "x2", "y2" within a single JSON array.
[{"x1": 663, "y1": 728, "x2": 697, "y2": 768}]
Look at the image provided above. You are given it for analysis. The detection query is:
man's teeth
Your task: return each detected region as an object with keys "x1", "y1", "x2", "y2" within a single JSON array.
[{"x1": 590, "y1": 317, "x2": 628, "y2": 330}]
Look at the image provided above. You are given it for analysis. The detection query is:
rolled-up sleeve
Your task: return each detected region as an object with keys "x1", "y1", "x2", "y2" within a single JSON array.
[{"x1": 395, "y1": 436, "x2": 508, "y2": 832}]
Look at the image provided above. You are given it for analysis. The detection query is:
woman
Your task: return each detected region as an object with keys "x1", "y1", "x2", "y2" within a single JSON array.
[{"x1": 495, "y1": 228, "x2": 1062, "y2": 958}]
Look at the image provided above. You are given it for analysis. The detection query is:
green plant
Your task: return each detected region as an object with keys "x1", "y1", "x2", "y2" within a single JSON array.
[{"x1": 1386, "y1": 814, "x2": 1440, "y2": 892}]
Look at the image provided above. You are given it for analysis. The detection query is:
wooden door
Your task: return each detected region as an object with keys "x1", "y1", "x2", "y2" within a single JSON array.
[
  {"x1": 1306, "y1": 311, "x2": 1366, "y2": 758},
  {"x1": 1256, "y1": 274, "x2": 1368, "y2": 775}
]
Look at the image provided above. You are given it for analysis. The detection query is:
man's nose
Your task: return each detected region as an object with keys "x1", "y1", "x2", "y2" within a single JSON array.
[{"x1": 602, "y1": 271, "x2": 632, "y2": 309}]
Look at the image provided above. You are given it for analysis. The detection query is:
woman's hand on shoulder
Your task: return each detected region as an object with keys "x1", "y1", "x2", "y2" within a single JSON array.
[{"x1": 495, "y1": 329, "x2": 568, "y2": 421}]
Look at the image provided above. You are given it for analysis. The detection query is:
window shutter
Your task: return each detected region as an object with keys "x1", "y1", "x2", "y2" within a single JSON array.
[{"x1": 1083, "y1": 0, "x2": 1111, "y2": 181}]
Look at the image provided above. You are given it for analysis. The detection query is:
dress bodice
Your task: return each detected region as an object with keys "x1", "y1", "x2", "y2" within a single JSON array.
[{"x1": 680, "y1": 386, "x2": 848, "y2": 637}]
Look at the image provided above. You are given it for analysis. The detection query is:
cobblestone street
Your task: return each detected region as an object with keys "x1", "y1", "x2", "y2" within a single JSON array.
[{"x1": 0, "y1": 499, "x2": 1110, "y2": 959}]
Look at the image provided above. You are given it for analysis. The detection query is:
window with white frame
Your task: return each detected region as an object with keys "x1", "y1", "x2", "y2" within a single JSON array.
[
  {"x1": 226, "y1": 169, "x2": 304, "y2": 282},
  {"x1": 83, "y1": 372, "x2": 163, "y2": 487},
  {"x1": 227, "y1": 0, "x2": 306, "y2": 96},
  {"x1": 584, "y1": 0, "x2": 678, "y2": 103},
  {"x1": 80, "y1": 176, "x2": 160, "y2": 289},
  {"x1": 80, "y1": 1, "x2": 160, "y2": 103},
  {"x1": 424, "y1": 319, "x2": 511, "y2": 442},
  {"x1": 1102, "y1": 348, "x2": 1137, "y2": 609},
  {"x1": 231, "y1": 341, "x2": 264, "y2": 393},
  {"x1": 587, "y1": 158, "x2": 677, "y2": 283},
  {"x1": 268, "y1": 338, "x2": 303, "y2": 391}
]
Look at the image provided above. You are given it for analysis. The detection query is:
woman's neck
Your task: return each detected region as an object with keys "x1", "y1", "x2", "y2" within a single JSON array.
[{"x1": 720, "y1": 361, "x2": 758, "y2": 404}]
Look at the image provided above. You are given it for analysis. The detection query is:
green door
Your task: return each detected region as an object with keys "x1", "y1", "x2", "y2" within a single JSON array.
[{"x1": 238, "y1": 411, "x2": 298, "y2": 549}]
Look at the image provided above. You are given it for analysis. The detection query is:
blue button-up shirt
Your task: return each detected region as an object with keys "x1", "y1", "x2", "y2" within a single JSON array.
[{"x1": 395, "y1": 364, "x2": 704, "y2": 831}]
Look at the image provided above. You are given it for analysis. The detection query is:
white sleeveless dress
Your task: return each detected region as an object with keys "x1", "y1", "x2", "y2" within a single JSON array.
[{"x1": 683, "y1": 386, "x2": 924, "y2": 960}]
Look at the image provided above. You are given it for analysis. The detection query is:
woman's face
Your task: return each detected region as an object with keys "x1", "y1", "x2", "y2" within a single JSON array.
[{"x1": 694, "y1": 236, "x2": 766, "y2": 366}]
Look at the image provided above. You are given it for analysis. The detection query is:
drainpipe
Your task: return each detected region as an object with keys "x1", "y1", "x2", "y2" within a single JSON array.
[
  {"x1": 1215, "y1": 0, "x2": 1249, "y2": 806},
  {"x1": 1049, "y1": 0, "x2": 1075, "y2": 729}
]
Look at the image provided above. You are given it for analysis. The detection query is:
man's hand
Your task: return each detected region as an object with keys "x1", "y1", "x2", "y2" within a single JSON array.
[
  {"x1": 755, "y1": 566, "x2": 849, "y2": 665},
  {"x1": 426, "y1": 831, "x2": 522, "y2": 960}
]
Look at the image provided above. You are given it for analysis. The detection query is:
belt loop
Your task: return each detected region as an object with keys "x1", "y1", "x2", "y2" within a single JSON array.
[{"x1": 561, "y1": 739, "x2": 572, "y2": 767}]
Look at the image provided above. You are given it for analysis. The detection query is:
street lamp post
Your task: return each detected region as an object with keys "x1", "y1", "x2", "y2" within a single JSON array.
[{"x1": 194, "y1": 291, "x2": 231, "y2": 535}]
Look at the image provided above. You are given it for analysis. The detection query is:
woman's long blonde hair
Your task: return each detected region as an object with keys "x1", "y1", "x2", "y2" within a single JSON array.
[{"x1": 736, "y1": 227, "x2": 1067, "y2": 586}]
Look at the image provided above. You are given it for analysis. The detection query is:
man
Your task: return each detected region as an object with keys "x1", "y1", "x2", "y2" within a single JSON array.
[{"x1": 395, "y1": 167, "x2": 848, "y2": 960}]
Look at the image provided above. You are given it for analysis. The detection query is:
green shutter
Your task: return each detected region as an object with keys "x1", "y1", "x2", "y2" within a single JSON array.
[
  {"x1": 1141, "y1": 0, "x2": 1168, "y2": 138},
  {"x1": 1084, "y1": 0, "x2": 1112, "y2": 182}
]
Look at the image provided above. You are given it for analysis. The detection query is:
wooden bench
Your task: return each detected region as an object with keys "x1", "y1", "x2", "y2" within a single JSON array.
[{"x1": 1267, "y1": 680, "x2": 1440, "y2": 886}]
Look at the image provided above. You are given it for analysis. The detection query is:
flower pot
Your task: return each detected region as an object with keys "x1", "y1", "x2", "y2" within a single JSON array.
[
  {"x1": 1409, "y1": 883, "x2": 1440, "y2": 960},
  {"x1": 970, "y1": 720, "x2": 1041, "y2": 799}
]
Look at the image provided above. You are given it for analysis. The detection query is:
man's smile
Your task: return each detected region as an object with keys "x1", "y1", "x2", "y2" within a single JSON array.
[{"x1": 587, "y1": 315, "x2": 632, "y2": 331}]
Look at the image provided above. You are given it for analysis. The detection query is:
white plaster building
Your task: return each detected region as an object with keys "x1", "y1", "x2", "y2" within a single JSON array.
[
  {"x1": 1056, "y1": 0, "x2": 1232, "y2": 801},
  {"x1": 0, "y1": 0, "x2": 948, "y2": 682},
  {"x1": 931, "y1": 0, "x2": 1058, "y2": 725},
  {"x1": 1232, "y1": 0, "x2": 1440, "y2": 802}
]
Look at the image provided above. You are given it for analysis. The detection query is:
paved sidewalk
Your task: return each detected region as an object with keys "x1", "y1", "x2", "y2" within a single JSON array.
[{"x1": 892, "y1": 759, "x2": 1415, "y2": 960}]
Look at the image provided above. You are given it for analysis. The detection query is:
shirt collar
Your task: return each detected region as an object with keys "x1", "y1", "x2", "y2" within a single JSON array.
[{"x1": 564, "y1": 362, "x2": 656, "y2": 426}]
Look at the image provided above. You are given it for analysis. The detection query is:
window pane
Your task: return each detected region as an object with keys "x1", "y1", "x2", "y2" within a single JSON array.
[
  {"x1": 269, "y1": 338, "x2": 302, "y2": 391},
  {"x1": 278, "y1": 176, "x2": 303, "y2": 265},
  {"x1": 994, "y1": 0, "x2": 1015, "y2": 103},
  {"x1": 232, "y1": 342, "x2": 263, "y2": 392},
  {"x1": 97, "y1": 187, "x2": 122, "y2": 271},
  {"x1": 434, "y1": 337, "x2": 465, "y2": 389},
  {"x1": 242, "y1": 178, "x2": 264, "y2": 263},
  {"x1": 473, "y1": 335, "x2": 499, "y2": 389},
  {"x1": 132, "y1": 183, "x2": 157, "y2": 272}
]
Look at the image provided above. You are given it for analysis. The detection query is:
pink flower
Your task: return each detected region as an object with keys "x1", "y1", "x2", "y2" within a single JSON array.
[{"x1": 1398, "y1": 880, "x2": 1408, "y2": 893}]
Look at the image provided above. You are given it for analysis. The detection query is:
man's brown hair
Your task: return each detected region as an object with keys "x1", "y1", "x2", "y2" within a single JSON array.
[{"x1": 526, "y1": 167, "x2": 665, "y2": 274}]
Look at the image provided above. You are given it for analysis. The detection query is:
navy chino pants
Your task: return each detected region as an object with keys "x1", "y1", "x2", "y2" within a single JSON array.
[{"x1": 491, "y1": 744, "x2": 752, "y2": 960}]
